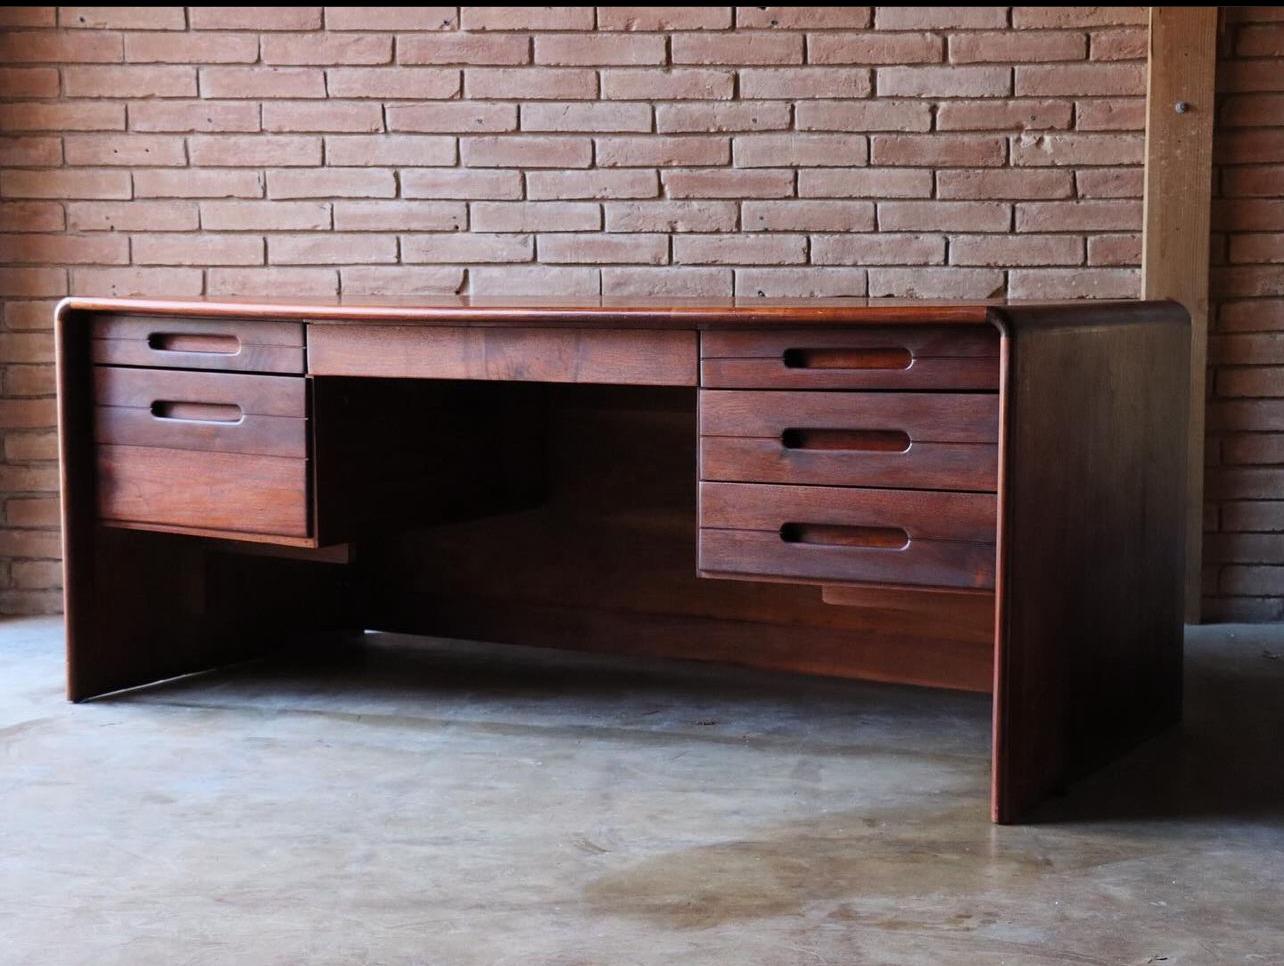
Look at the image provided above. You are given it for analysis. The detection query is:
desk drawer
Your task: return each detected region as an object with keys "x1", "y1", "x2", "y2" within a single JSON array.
[
  {"x1": 93, "y1": 367, "x2": 308, "y2": 458},
  {"x1": 699, "y1": 390, "x2": 999, "y2": 491},
  {"x1": 698, "y1": 482, "x2": 996, "y2": 590},
  {"x1": 96, "y1": 444, "x2": 310, "y2": 538},
  {"x1": 90, "y1": 315, "x2": 306, "y2": 374},
  {"x1": 701, "y1": 326, "x2": 999, "y2": 390}
]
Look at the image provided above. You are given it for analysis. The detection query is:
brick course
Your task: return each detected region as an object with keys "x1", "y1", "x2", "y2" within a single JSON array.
[{"x1": 0, "y1": 6, "x2": 1269, "y2": 620}]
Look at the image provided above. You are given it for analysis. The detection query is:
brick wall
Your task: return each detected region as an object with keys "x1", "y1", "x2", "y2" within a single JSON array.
[
  {"x1": 1205, "y1": 7, "x2": 1284, "y2": 621},
  {"x1": 0, "y1": 5, "x2": 1262, "y2": 620}
]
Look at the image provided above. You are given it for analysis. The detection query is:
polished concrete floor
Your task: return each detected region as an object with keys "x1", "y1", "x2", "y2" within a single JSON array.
[{"x1": 1, "y1": 616, "x2": 1282, "y2": 965}]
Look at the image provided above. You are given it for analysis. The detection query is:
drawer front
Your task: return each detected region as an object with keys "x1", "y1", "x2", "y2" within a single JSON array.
[
  {"x1": 698, "y1": 482, "x2": 996, "y2": 590},
  {"x1": 96, "y1": 444, "x2": 310, "y2": 538},
  {"x1": 701, "y1": 326, "x2": 999, "y2": 390},
  {"x1": 93, "y1": 367, "x2": 308, "y2": 458},
  {"x1": 699, "y1": 389, "x2": 999, "y2": 491},
  {"x1": 90, "y1": 315, "x2": 306, "y2": 374}
]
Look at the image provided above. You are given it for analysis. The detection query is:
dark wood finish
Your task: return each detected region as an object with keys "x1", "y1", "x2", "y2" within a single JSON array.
[
  {"x1": 53, "y1": 295, "x2": 1188, "y2": 826},
  {"x1": 308, "y1": 324, "x2": 697, "y2": 386},
  {"x1": 96, "y1": 444, "x2": 311, "y2": 538},
  {"x1": 701, "y1": 325, "x2": 999, "y2": 390},
  {"x1": 90, "y1": 313, "x2": 305, "y2": 374},
  {"x1": 990, "y1": 301, "x2": 1189, "y2": 823}
]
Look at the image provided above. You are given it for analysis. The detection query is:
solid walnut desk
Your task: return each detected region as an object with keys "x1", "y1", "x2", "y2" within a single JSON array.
[{"x1": 53, "y1": 296, "x2": 1189, "y2": 823}]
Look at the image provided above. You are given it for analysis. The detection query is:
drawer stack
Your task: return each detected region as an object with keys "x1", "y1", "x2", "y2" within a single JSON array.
[
  {"x1": 90, "y1": 315, "x2": 313, "y2": 542},
  {"x1": 697, "y1": 326, "x2": 1001, "y2": 592}
]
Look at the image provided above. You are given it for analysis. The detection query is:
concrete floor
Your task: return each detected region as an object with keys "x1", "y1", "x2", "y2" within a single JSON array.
[{"x1": 1, "y1": 618, "x2": 1282, "y2": 965}]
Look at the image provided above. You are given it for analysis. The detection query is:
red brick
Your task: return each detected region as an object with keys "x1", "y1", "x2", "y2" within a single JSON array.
[
  {"x1": 673, "y1": 32, "x2": 802, "y2": 65},
  {"x1": 1222, "y1": 502, "x2": 1284, "y2": 532},
  {"x1": 541, "y1": 232, "x2": 668, "y2": 264},
  {"x1": 61, "y1": 6, "x2": 186, "y2": 29},
  {"x1": 1012, "y1": 132, "x2": 1144, "y2": 166},
  {"x1": 0, "y1": 8, "x2": 55, "y2": 27},
  {"x1": 125, "y1": 31, "x2": 259, "y2": 63},
  {"x1": 3, "y1": 169, "x2": 131, "y2": 199},
  {"x1": 1238, "y1": 24, "x2": 1284, "y2": 56},
  {"x1": 0, "y1": 590, "x2": 64, "y2": 616},
  {"x1": 951, "y1": 233, "x2": 1083, "y2": 266},
  {"x1": 1219, "y1": 61, "x2": 1284, "y2": 94},
  {"x1": 1012, "y1": 8, "x2": 1148, "y2": 28},
  {"x1": 325, "y1": 7, "x2": 456, "y2": 31},
  {"x1": 340, "y1": 266, "x2": 465, "y2": 295},
  {"x1": 387, "y1": 103, "x2": 516, "y2": 133},
  {"x1": 795, "y1": 100, "x2": 931, "y2": 132},
  {"x1": 64, "y1": 134, "x2": 187, "y2": 166},
  {"x1": 471, "y1": 202, "x2": 601, "y2": 232},
  {"x1": 0, "y1": 137, "x2": 61, "y2": 167},
  {"x1": 134, "y1": 169, "x2": 263, "y2": 198},
  {"x1": 1017, "y1": 200, "x2": 1141, "y2": 231},
  {"x1": 189, "y1": 135, "x2": 322, "y2": 167},
  {"x1": 521, "y1": 102, "x2": 652, "y2": 132},
  {"x1": 464, "y1": 67, "x2": 596, "y2": 100},
  {"x1": 1086, "y1": 233, "x2": 1141, "y2": 265},
  {"x1": 5, "y1": 498, "x2": 60, "y2": 527},
  {"x1": 603, "y1": 201, "x2": 739, "y2": 233},
  {"x1": 0, "y1": 332, "x2": 55, "y2": 363},
  {"x1": 263, "y1": 101, "x2": 384, "y2": 133},
  {"x1": 598, "y1": 8, "x2": 733, "y2": 31},
  {"x1": 401, "y1": 169, "x2": 523, "y2": 199},
  {"x1": 1230, "y1": 234, "x2": 1284, "y2": 264},
  {"x1": 397, "y1": 34, "x2": 531, "y2": 66},
  {"x1": 1216, "y1": 130, "x2": 1284, "y2": 166},
  {"x1": 876, "y1": 65, "x2": 1010, "y2": 98},
  {"x1": 536, "y1": 33, "x2": 665, "y2": 66},
  {"x1": 1016, "y1": 63, "x2": 1145, "y2": 97},
  {"x1": 2, "y1": 300, "x2": 58, "y2": 330},
  {"x1": 0, "y1": 68, "x2": 59, "y2": 98},
  {"x1": 809, "y1": 31, "x2": 941, "y2": 65},
  {"x1": 735, "y1": 267, "x2": 868, "y2": 297},
  {"x1": 11, "y1": 560, "x2": 62, "y2": 590},
  {"x1": 674, "y1": 233, "x2": 806, "y2": 265},
  {"x1": 868, "y1": 267, "x2": 1004, "y2": 298},
  {"x1": 1076, "y1": 167, "x2": 1143, "y2": 198},
  {"x1": 742, "y1": 201, "x2": 875, "y2": 231},
  {"x1": 0, "y1": 268, "x2": 66, "y2": 297},
  {"x1": 663, "y1": 169, "x2": 794, "y2": 199},
  {"x1": 0, "y1": 101, "x2": 125, "y2": 132},
  {"x1": 812, "y1": 232, "x2": 945, "y2": 265},
  {"x1": 325, "y1": 135, "x2": 456, "y2": 166},
  {"x1": 261, "y1": 33, "x2": 393, "y2": 66},
  {"x1": 207, "y1": 266, "x2": 338, "y2": 296},
  {"x1": 1218, "y1": 366, "x2": 1284, "y2": 397},
  {"x1": 133, "y1": 233, "x2": 264, "y2": 265},
  {"x1": 401, "y1": 232, "x2": 531, "y2": 262},
  {"x1": 1008, "y1": 267, "x2": 1139, "y2": 298},
  {"x1": 735, "y1": 133, "x2": 867, "y2": 168},
  {"x1": 738, "y1": 7, "x2": 871, "y2": 29},
  {"x1": 460, "y1": 9, "x2": 595, "y2": 31},
  {"x1": 880, "y1": 201, "x2": 1011, "y2": 232},
  {"x1": 0, "y1": 30, "x2": 123, "y2": 63},
  {"x1": 71, "y1": 266, "x2": 203, "y2": 296},
  {"x1": 266, "y1": 168, "x2": 396, "y2": 199},
  {"x1": 798, "y1": 168, "x2": 932, "y2": 198},
  {"x1": 0, "y1": 528, "x2": 62, "y2": 559},
  {"x1": 68, "y1": 200, "x2": 198, "y2": 232},
  {"x1": 201, "y1": 200, "x2": 332, "y2": 231},
  {"x1": 936, "y1": 99, "x2": 1073, "y2": 131},
  {"x1": 189, "y1": 7, "x2": 322, "y2": 30},
  {"x1": 1076, "y1": 98, "x2": 1146, "y2": 131},
  {"x1": 1220, "y1": 95, "x2": 1284, "y2": 129},
  {"x1": 873, "y1": 8, "x2": 1008, "y2": 29},
  {"x1": 1214, "y1": 199, "x2": 1284, "y2": 233},
  {"x1": 950, "y1": 30, "x2": 1087, "y2": 64},
  {"x1": 461, "y1": 136, "x2": 592, "y2": 168},
  {"x1": 1091, "y1": 28, "x2": 1147, "y2": 61},
  {"x1": 199, "y1": 66, "x2": 326, "y2": 98},
  {"x1": 595, "y1": 136, "x2": 729, "y2": 168},
  {"x1": 602, "y1": 69, "x2": 736, "y2": 101},
  {"x1": 656, "y1": 102, "x2": 791, "y2": 133},
  {"x1": 472, "y1": 265, "x2": 601, "y2": 295},
  {"x1": 328, "y1": 67, "x2": 460, "y2": 99},
  {"x1": 938, "y1": 168, "x2": 1073, "y2": 199},
  {"x1": 63, "y1": 65, "x2": 196, "y2": 97},
  {"x1": 0, "y1": 202, "x2": 65, "y2": 232},
  {"x1": 741, "y1": 68, "x2": 871, "y2": 98},
  {"x1": 269, "y1": 232, "x2": 395, "y2": 264},
  {"x1": 1218, "y1": 300, "x2": 1284, "y2": 333},
  {"x1": 601, "y1": 266, "x2": 729, "y2": 297},
  {"x1": 526, "y1": 169, "x2": 658, "y2": 199},
  {"x1": 130, "y1": 100, "x2": 261, "y2": 132},
  {"x1": 1214, "y1": 266, "x2": 1284, "y2": 298},
  {"x1": 871, "y1": 134, "x2": 1006, "y2": 167}
]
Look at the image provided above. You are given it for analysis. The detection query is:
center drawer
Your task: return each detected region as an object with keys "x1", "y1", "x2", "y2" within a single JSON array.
[
  {"x1": 699, "y1": 389, "x2": 999, "y2": 492},
  {"x1": 92, "y1": 366, "x2": 312, "y2": 540}
]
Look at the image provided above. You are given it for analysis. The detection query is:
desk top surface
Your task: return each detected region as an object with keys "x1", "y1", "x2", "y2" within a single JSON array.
[{"x1": 57, "y1": 295, "x2": 1175, "y2": 331}]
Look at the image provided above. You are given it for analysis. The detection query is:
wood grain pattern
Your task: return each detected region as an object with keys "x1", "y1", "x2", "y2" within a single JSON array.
[
  {"x1": 92, "y1": 366, "x2": 307, "y2": 415},
  {"x1": 96, "y1": 444, "x2": 310, "y2": 537},
  {"x1": 308, "y1": 323, "x2": 697, "y2": 386},
  {"x1": 91, "y1": 314, "x2": 306, "y2": 374}
]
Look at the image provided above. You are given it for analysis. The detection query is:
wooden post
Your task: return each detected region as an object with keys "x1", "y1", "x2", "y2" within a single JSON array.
[{"x1": 1141, "y1": 6, "x2": 1218, "y2": 624}]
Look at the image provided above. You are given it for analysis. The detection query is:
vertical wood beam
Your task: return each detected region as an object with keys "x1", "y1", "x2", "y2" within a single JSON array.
[{"x1": 1142, "y1": 6, "x2": 1218, "y2": 624}]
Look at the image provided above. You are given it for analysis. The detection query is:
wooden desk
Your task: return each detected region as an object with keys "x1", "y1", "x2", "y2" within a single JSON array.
[{"x1": 54, "y1": 296, "x2": 1189, "y2": 823}]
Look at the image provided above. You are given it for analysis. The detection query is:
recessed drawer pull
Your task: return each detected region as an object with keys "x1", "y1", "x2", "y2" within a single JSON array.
[
  {"x1": 781, "y1": 428, "x2": 911, "y2": 453},
  {"x1": 779, "y1": 523, "x2": 910, "y2": 550},
  {"x1": 147, "y1": 332, "x2": 241, "y2": 355},
  {"x1": 782, "y1": 347, "x2": 911, "y2": 371},
  {"x1": 150, "y1": 400, "x2": 244, "y2": 424}
]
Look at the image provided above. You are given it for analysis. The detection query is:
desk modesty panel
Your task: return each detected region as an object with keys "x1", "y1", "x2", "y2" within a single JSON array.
[{"x1": 53, "y1": 297, "x2": 1189, "y2": 823}]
